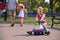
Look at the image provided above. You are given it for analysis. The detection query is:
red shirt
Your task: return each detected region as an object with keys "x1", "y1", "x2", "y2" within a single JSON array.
[
  {"x1": 37, "y1": 13, "x2": 45, "y2": 23},
  {"x1": 0, "y1": 2, "x2": 5, "y2": 10}
]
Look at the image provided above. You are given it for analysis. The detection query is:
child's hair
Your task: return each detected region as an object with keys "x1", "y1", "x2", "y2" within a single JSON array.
[
  {"x1": 39, "y1": 6, "x2": 43, "y2": 9},
  {"x1": 20, "y1": 6, "x2": 23, "y2": 9},
  {"x1": 37, "y1": 6, "x2": 44, "y2": 14},
  {"x1": 38, "y1": 6, "x2": 43, "y2": 11}
]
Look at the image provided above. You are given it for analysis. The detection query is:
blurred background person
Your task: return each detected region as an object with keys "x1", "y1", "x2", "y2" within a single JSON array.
[{"x1": 6, "y1": 0, "x2": 18, "y2": 27}]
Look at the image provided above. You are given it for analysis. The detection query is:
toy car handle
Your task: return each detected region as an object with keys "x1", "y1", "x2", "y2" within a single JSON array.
[{"x1": 36, "y1": 20, "x2": 41, "y2": 25}]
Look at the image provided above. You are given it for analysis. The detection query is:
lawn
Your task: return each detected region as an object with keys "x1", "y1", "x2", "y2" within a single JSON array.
[{"x1": 0, "y1": 16, "x2": 60, "y2": 27}]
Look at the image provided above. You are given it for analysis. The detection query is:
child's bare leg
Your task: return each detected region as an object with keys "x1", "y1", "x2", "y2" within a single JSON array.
[
  {"x1": 19, "y1": 17, "x2": 24, "y2": 26},
  {"x1": 41, "y1": 23, "x2": 49, "y2": 31},
  {"x1": 41, "y1": 23, "x2": 50, "y2": 35}
]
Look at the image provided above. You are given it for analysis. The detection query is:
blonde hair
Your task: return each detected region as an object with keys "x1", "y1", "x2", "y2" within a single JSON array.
[
  {"x1": 39, "y1": 6, "x2": 43, "y2": 11},
  {"x1": 37, "y1": 6, "x2": 43, "y2": 14}
]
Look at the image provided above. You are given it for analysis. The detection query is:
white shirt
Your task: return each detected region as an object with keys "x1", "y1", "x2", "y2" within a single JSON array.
[
  {"x1": 2, "y1": 9, "x2": 6, "y2": 12},
  {"x1": 18, "y1": 9, "x2": 24, "y2": 17},
  {"x1": 6, "y1": 0, "x2": 18, "y2": 10}
]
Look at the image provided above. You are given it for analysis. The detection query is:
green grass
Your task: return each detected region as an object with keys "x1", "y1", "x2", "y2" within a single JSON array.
[{"x1": 0, "y1": 16, "x2": 60, "y2": 26}]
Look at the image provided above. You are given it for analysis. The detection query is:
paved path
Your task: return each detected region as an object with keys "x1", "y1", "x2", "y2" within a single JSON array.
[{"x1": 0, "y1": 24, "x2": 60, "y2": 40}]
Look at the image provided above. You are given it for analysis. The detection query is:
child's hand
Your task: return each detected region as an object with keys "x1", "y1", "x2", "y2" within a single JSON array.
[{"x1": 36, "y1": 20, "x2": 40, "y2": 24}]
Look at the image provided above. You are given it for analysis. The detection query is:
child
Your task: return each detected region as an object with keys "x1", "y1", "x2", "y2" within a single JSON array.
[
  {"x1": 18, "y1": 6, "x2": 24, "y2": 26},
  {"x1": 36, "y1": 6, "x2": 50, "y2": 32},
  {"x1": 27, "y1": 6, "x2": 50, "y2": 35}
]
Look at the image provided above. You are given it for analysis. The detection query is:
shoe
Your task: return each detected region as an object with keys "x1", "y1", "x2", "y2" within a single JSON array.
[
  {"x1": 20, "y1": 24, "x2": 23, "y2": 27},
  {"x1": 45, "y1": 31, "x2": 50, "y2": 35},
  {"x1": 11, "y1": 23, "x2": 14, "y2": 27},
  {"x1": 27, "y1": 31, "x2": 32, "y2": 35}
]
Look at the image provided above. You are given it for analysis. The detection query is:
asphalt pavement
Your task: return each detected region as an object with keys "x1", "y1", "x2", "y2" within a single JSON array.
[{"x1": 0, "y1": 24, "x2": 60, "y2": 40}]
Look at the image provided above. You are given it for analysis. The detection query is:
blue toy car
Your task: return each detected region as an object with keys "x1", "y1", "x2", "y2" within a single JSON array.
[
  {"x1": 27, "y1": 28, "x2": 50, "y2": 35},
  {"x1": 27, "y1": 21, "x2": 50, "y2": 35}
]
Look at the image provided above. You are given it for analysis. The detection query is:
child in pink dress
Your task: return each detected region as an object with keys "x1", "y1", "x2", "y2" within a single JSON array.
[{"x1": 18, "y1": 6, "x2": 25, "y2": 26}]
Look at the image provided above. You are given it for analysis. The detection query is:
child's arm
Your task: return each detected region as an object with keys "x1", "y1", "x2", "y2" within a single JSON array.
[
  {"x1": 23, "y1": 6, "x2": 25, "y2": 12},
  {"x1": 36, "y1": 15, "x2": 41, "y2": 24},
  {"x1": 36, "y1": 15, "x2": 38, "y2": 21},
  {"x1": 40, "y1": 14, "x2": 45, "y2": 21}
]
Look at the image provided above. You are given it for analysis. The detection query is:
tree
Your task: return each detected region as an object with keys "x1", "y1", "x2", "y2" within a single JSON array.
[
  {"x1": 50, "y1": 0, "x2": 60, "y2": 13},
  {"x1": 27, "y1": 0, "x2": 49, "y2": 12}
]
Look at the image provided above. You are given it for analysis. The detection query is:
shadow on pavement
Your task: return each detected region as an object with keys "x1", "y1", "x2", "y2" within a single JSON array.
[{"x1": 13, "y1": 34, "x2": 44, "y2": 37}]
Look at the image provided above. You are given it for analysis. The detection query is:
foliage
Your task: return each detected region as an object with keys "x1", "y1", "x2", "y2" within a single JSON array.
[
  {"x1": 44, "y1": 7, "x2": 48, "y2": 13},
  {"x1": 26, "y1": 0, "x2": 60, "y2": 13},
  {"x1": 50, "y1": 0, "x2": 60, "y2": 13},
  {"x1": 27, "y1": 0, "x2": 49, "y2": 13}
]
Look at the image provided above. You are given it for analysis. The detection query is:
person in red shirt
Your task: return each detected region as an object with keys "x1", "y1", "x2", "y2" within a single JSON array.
[{"x1": 0, "y1": 2, "x2": 4, "y2": 10}]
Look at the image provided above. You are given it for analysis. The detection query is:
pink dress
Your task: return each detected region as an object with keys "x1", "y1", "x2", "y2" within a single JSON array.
[{"x1": 18, "y1": 9, "x2": 24, "y2": 23}]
